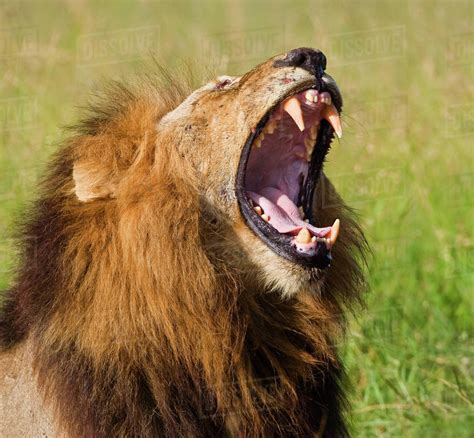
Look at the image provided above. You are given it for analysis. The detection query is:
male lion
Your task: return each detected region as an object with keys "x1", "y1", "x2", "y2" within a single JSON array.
[{"x1": 0, "y1": 48, "x2": 367, "y2": 437}]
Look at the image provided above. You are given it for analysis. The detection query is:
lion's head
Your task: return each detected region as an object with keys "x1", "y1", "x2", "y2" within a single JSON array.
[
  {"x1": 1, "y1": 48, "x2": 367, "y2": 437},
  {"x1": 74, "y1": 48, "x2": 361, "y2": 297}
]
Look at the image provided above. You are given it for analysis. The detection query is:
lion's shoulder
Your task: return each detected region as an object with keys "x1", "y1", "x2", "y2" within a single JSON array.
[{"x1": 0, "y1": 340, "x2": 55, "y2": 436}]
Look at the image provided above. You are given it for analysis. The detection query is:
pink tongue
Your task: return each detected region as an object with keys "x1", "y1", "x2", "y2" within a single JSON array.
[{"x1": 247, "y1": 188, "x2": 331, "y2": 237}]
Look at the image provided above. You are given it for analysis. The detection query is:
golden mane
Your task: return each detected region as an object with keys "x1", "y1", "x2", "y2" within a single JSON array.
[{"x1": 1, "y1": 68, "x2": 367, "y2": 437}]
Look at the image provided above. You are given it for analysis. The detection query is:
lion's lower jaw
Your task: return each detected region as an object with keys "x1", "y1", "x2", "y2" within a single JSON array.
[
  {"x1": 236, "y1": 227, "x2": 323, "y2": 298},
  {"x1": 255, "y1": 258, "x2": 321, "y2": 298}
]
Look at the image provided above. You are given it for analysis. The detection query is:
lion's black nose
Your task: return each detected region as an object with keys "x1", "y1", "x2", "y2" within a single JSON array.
[{"x1": 274, "y1": 47, "x2": 327, "y2": 79}]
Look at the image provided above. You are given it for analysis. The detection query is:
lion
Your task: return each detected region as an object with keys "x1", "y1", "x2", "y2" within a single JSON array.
[{"x1": 0, "y1": 48, "x2": 367, "y2": 437}]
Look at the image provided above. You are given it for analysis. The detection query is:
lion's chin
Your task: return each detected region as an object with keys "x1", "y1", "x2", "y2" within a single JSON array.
[
  {"x1": 235, "y1": 226, "x2": 325, "y2": 298},
  {"x1": 257, "y1": 256, "x2": 324, "y2": 299}
]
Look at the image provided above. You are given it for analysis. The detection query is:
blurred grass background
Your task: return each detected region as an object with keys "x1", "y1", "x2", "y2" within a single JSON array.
[{"x1": 0, "y1": 1, "x2": 472, "y2": 436}]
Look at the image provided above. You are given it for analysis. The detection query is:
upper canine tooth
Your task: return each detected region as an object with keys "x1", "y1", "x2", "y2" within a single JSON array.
[
  {"x1": 296, "y1": 227, "x2": 312, "y2": 244},
  {"x1": 283, "y1": 96, "x2": 305, "y2": 131},
  {"x1": 322, "y1": 103, "x2": 342, "y2": 138}
]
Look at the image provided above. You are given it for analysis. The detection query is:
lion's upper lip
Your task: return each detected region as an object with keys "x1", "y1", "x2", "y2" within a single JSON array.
[{"x1": 236, "y1": 82, "x2": 342, "y2": 269}]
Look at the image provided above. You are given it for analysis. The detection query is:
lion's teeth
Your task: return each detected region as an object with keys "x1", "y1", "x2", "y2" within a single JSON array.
[
  {"x1": 261, "y1": 213, "x2": 270, "y2": 222},
  {"x1": 322, "y1": 104, "x2": 342, "y2": 139},
  {"x1": 305, "y1": 89, "x2": 318, "y2": 104},
  {"x1": 254, "y1": 132, "x2": 265, "y2": 148},
  {"x1": 296, "y1": 227, "x2": 311, "y2": 244},
  {"x1": 264, "y1": 119, "x2": 276, "y2": 134},
  {"x1": 283, "y1": 96, "x2": 305, "y2": 131},
  {"x1": 320, "y1": 92, "x2": 332, "y2": 105},
  {"x1": 311, "y1": 236, "x2": 317, "y2": 242},
  {"x1": 272, "y1": 109, "x2": 283, "y2": 121},
  {"x1": 326, "y1": 218, "x2": 340, "y2": 248},
  {"x1": 254, "y1": 206, "x2": 262, "y2": 215}
]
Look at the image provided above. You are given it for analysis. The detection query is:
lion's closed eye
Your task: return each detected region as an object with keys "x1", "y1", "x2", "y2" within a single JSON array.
[{"x1": 213, "y1": 75, "x2": 241, "y2": 89}]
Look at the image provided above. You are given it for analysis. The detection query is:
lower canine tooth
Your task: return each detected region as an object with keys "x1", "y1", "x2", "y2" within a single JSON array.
[
  {"x1": 326, "y1": 218, "x2": 340, "y2": 248},
  {"x1": 261, "y1": 214, "x2": 270, "y2": 222},
  {"x1": 254, "y1": 206, "x2": 262, "y2": 215},
  {"x1": 296, "y1": 227, "x2": 312, "y2": 244}
]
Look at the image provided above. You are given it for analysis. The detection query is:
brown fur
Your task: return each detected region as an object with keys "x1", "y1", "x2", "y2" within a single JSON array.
[{"x1": 0, "y1": 54, "x2": 367, "y2": 437}]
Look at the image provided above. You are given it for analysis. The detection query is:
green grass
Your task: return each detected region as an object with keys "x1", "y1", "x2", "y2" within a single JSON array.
[{"x1": 0, "y1": 1, "x2": 472, "y2": 436}]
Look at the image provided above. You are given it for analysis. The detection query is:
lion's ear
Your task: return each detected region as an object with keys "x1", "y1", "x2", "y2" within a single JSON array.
[{"x1": 73, "y1": 159, "x2": 118, "y2": 202}]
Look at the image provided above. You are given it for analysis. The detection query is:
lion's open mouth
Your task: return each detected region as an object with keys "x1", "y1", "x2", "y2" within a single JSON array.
[{"x1": 237, "y1": 84, "x2": 343, "y2": 269}]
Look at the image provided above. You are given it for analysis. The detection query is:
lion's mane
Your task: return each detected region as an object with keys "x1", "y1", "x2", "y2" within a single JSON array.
[{"x1": 0, "y1": 72, "x2": 367, "y2": 437}]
